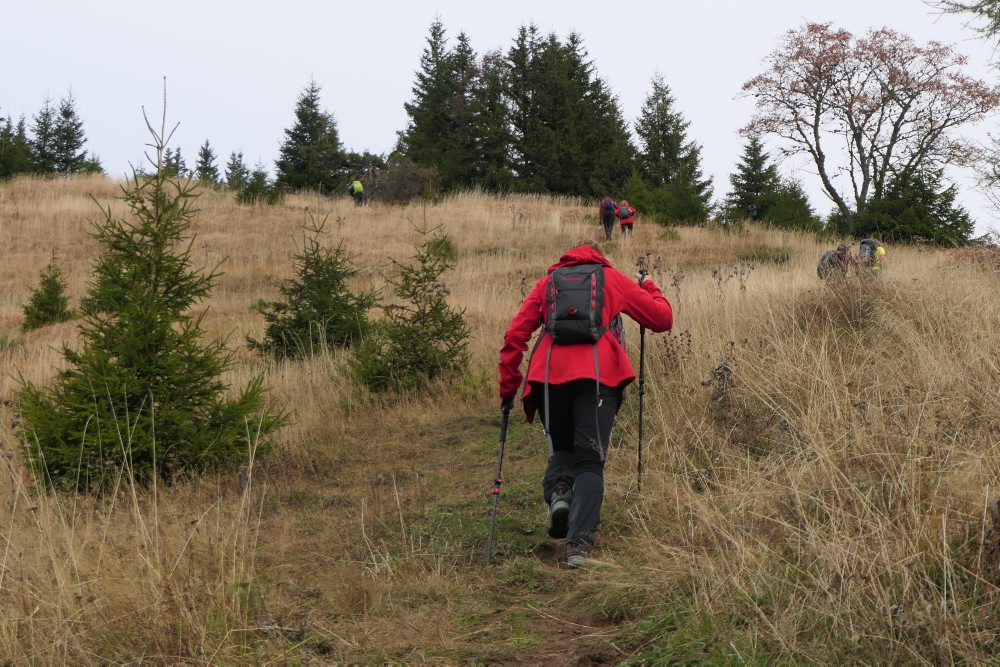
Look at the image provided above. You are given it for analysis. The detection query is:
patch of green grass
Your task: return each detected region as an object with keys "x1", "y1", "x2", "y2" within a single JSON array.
[
  {"x1": 459, "y1": 609, "x2": 541, "y2": 652},
  {"x1": 281, "y1": 489, "x2": 320, "y2": 510},
  {"x1": 0, "y1": 334, "x2": 24, "y2": 351},
  {"x1": 659, "y1": 226, "x2": 681, "y2": 241},
  {"x1": 619, "y1": 606, "x2": 777, "y2": 666},
  {"x1": 496, "y1": 555, "x2": 551, "y2": 592},
  {"x1": 415, "y1": 479, "x2": 542, "y2": 560},
  {"x1": 590, "y1": 585, "x2": 648, "y2": 623},
  {"x1": 738, "y1": 247, "x2": 791, "y2": 265}
]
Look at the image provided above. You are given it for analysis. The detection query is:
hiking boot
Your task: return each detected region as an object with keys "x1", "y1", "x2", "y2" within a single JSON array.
[
  {"x1": 548, "y1": 489, "x2": 571, "y2": 539},
  {"x1": 565, "y1": 541, "x2": 613, "y2": 568},
  {"x1": 565, "y1": 541, "x2": 592, "y2": 568}
]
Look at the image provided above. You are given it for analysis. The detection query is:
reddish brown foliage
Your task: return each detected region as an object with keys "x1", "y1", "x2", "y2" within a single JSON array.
[
  {"x1": 743, "y1": 22, "x2": 1000, "y2": 218},
  {"x1": 945, "y1": 244, "x2": 1000, "y2": 272}
]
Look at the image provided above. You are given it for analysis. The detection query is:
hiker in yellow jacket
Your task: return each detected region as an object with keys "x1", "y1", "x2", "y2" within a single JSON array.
[
  {"x1": 859, "y1": 239, "x2": 886, "y2": 274},
  {"x1": 348, "y1": 178, "x2": 365, "y2": 206}
]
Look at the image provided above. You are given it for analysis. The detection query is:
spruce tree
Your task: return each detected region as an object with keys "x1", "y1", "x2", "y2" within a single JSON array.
[
  {"x1": 471, "y1": 50, "x2": 514, "y2": 190},
  {"x1": 52, "y1": 93, "x2": 88, "y2": 174},
  {"x1": 725, "y1": 135, "x2": 781, "y2": 222},
  {"x1": 22, "y1": 256, "x2": 73, "y2": 331},
  {"x1": 81, "y1": 151, "x2": 103, "y2": 174},
  {"x1": 0, "y1": 115, "x2": 34, "y2": 179},
  {"x1": 248, "y1": 218, "x2": 376, "y2": 358},
  {"x1": 398, "y1": 19, "x2": 450, "y2": 161},
  {"x1": 507, "y1": 28, "x2": 632, "y2": 196},
  {"x1": 274, "y1": 80, "x2": 343, "y2": 194},
  {"x1": 851, "y1": 169, "x2": 973, "y2": 245},
  {"x1": 724, "y1": 136, "x2": 820, "y2": 230},
  {"x1": 225, "y1": 150, "x2": 249, "y2": 190},
  {"x1": 635, "y1": 74, "x2": 713, "y2": 221},
  {"x1": 30, "y1": 98, "x2": 58, "y2": 174},
  {"x1": 444, "y1": 32, "x2": 480, "y2": 189},
  {"x1": 18, "y1": 112, "x2": 284, "y2": 492},
  {"x1": 236, "y1": 164, "x2": 285, "y2": 206},
  {"x1": 162, "y1": 147, "x2": 188, "y2": 178},
  {"x1": 507, "y1": 25, "x2": 541, "y2": 189},
  {"x1": 768, "y1": 180, "x2": 821, "y2": 231},
  {"x1": 398, "y1": 20, "x2": 480, "y2": 191},
  {"x1": 194, "y1": 139, "x2": 220, "y2": 184},
  {"x1": 350, "y1": 224, "x2": 469, "y2": 393}
]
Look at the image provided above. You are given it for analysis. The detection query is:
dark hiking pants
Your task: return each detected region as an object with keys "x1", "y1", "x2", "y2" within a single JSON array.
[
  {"x1": 601, "y1": 213, "x2": 616, "y2": 241},
  {"x1": 532, "y1": 379, "x2": 620, "y2": 546}
]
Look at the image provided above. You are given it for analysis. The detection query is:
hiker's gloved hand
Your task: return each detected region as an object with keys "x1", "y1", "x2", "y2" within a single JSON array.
[
  {"x1": 635, "y1": 271, "x2": 649, "y2": 285},
  {"x1": 501, "y1": 395, "x2": 515, "y2": 411}
]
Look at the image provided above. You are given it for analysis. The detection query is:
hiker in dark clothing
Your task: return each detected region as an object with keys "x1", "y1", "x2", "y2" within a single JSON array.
[
  {"x1": 598, "y1": 195, "x2": 617, "y2": 241},
  {"x1": 817, "y1": 243, "x2": 853, "y2": 281},
  {"x1": 498, "y1": 241, "x2": 673, "y2": 567}
]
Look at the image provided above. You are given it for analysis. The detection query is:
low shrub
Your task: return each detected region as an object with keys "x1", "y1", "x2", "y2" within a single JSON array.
[
  {"x1": 738, "y1": 246, "x2": 791, "y2": 265},
  {"x1": 248, "y1": 218, "x2": 376, "y2": 358},
  {"x1": 350, "y1": 224, "x2": 469, "y2": 392},
  {"x1": 22, "y1": 256, "x2": 73, "y2": 331}
]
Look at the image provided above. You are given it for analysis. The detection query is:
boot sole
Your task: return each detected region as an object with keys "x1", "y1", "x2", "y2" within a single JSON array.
[
  {"x1": 548, "y1": 505, "x2": 569, "y2": 539},
  {"x1": 566, "y1": 555, "x2": 616, "y2": 568}
]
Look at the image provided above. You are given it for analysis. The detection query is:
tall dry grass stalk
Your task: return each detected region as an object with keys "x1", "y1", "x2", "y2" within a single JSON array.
[{"x1": 0, "y1": 173, "x2": 996, "y2": 662}]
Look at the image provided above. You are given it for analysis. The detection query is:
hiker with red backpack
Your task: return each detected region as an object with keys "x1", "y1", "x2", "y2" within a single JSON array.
[
  {"x1": 498, "y1": 240, "x2": 673, "y2": 567},
  {"x1": 598, "y1": 195, "x2": 617, "y2": 241},
  {"x1": 617, "y1": 200, "x2": 635, "y2": 237}
]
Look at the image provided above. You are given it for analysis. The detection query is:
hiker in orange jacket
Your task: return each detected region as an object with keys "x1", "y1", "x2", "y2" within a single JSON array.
[{"x1": 498, "y1": 240, "x2": 673, "y2": 566}]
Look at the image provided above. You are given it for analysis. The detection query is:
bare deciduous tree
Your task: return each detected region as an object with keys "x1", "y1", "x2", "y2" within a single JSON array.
[{"x1": 743, "y1": 22, "x2": 1000, "y2": 217}]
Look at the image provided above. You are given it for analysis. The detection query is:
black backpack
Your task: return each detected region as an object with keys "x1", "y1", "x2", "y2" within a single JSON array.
[
  {"x1": 602, "y1": 198, "x2": 616, "y2": 215},
  {"x1": 536, "y1": 263, "x2": 623, "y2": 462},
  {"x1": 543, "y1": 264, "x2": 624, "y2": 345},
  {"x1": 859, "y1": 239, "x2": 878, "y2": 265}
]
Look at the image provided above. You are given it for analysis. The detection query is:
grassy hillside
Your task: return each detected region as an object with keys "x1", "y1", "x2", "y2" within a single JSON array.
[{"x1": 0, "y1": 174, "x2": 997, "y2": 663}]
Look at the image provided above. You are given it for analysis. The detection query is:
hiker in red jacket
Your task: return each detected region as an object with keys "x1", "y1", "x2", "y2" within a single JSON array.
[
  {"x1": 498, "y1": 240, "x2": 673, "y2": 567},
  {"x1": 617, "y1": 200, "x2": 635, "y2": 237}
]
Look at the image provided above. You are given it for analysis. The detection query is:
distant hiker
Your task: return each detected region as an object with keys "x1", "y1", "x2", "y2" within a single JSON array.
[
  {"x1": 858, "y1": 238, "x2": 886, "y2": 274},
  {"x1": 498, "y1": 240, "x2": 673, "y2": 567},
  {"x1": 348, "y1": 178, "x2": 365, "y2": 206},
  {"x1": 599, "y1": 195, "x2": 617, "y2": 241},
  {"x1": 617, "y1": 200, "x2": 635, "y2": 237},
  {"x1": 817, "y1": 243, "x2": 852, "y2": 281}
]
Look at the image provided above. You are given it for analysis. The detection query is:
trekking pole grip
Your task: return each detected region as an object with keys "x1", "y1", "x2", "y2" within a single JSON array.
[{"x1": 493, "y1": 405, "x2": 510, "y2": 493}]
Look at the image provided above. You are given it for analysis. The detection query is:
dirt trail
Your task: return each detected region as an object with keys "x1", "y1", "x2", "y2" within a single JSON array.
[{"x1": 255, "y1": 402, "x2": 638, "y2": 663}]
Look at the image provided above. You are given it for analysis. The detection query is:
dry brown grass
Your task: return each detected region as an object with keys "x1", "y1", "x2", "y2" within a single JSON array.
[{"x1": 0, "y1": 173, "x2": 997, "y2": 663}]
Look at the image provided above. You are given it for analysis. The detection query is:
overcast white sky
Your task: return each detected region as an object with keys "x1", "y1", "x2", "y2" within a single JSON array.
[{"x1": 2, "y1": 0, "x2": 998, "y2": 230}]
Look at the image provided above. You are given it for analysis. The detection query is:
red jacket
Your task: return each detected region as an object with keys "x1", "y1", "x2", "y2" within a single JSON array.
[
  {"x1": 498, "y1": 246, "x2": 673, "y2": 421},
  {"x1": 617, "y1": 204, "x2": 635, "y2": 224}
]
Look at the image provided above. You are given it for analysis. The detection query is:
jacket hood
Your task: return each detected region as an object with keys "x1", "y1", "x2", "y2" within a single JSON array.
[{"x1": 548, "y1": 245, "x2": 613, "y2": 273}]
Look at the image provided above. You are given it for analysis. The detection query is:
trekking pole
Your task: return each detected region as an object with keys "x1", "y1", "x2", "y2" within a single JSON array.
[
  {"x1": 486, "y1": 403, "x2": 512, "y2": 564},
  {"x1": 637, "y1": 270, "x2": 648, "y2": 493}
]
